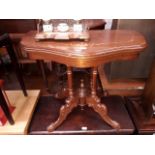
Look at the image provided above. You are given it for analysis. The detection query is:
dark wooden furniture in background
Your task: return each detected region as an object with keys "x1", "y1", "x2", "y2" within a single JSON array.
[
  {"x1": 111, "y1": 19, "x2": 155, "y2": 79},
  {"x1": 21, "y1": 30, "x2": 146, "y2": 132},
  {"x1": 0, "y1": 33, "x2": 27, "y2": 96},
  {"x1": 0, "y1": 19, "x2": 39, "y2": 65},
  {"x1": 83, "y1": 19, "x2": 106, "y2": 30},
  {"x1": 143, "y1": 58, "x2": 155, "y2": 119},
  {"x1": 0, "y1": 19, "x2": 51, "y2": 91},
  {"x1": 98, "y1": 19, "x2": 155, "y2": 96},
  {"x1": 0, "y1": 80, "x2": 14, "y2": 125},
  {"x1": 0, "y1": 19, "x2": 37, "y2": 34},
  {"x1": 126, "y1": 58, "x2": 155, "y2": 134},
  {"x1": 98, "y1": 65, "x2": 145, "y2": 96}
]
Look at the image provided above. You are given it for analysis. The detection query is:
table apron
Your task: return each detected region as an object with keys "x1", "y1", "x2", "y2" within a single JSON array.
[{"x1": 26, "y1": 51, "x2": 140, "y2": 68}]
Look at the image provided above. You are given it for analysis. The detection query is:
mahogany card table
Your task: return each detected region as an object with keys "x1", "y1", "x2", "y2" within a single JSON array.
[{"x1": 21, "y1": 30, "x2": 146, "y2": 132}]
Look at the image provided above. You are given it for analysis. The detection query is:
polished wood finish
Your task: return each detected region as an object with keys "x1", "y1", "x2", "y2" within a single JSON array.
[
  {"x1": 47, "y1": 66, "x2": 79, "y2": 131},
  {"x1": 21, "y1": 30, "x2": 146, "y2": 132},
  {"x1": 86, "y1": 67, "x2": 120, "y2": 129},
  {"x1": 0, "y1": 19, "x2": 105, "y2": 63},
  {"x1": 21, "y1": 30, "x2": 146, "y2": 68},
  {"x1": 47, "y1": 67, "x2": 120, "y2": 131}
]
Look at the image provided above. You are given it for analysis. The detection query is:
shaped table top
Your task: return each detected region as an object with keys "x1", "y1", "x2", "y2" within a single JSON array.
[{"x1": 21, "y1": 30, "x2": 147, "y2": 68}]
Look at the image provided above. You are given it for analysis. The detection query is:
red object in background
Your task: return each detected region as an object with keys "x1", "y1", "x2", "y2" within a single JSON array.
[
  {"x1": 0, "y1": 79, "x2": 15, "y2": 126},
  {"x1": 0, "y1": 106, "x2": 15, "y2": 126}
]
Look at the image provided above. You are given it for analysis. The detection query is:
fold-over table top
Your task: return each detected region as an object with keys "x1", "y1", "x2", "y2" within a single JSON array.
[{"x1": 21, "y1": 30, "x2": 147, "y2": 68}]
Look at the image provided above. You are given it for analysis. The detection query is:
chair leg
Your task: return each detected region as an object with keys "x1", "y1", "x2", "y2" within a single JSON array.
[
  {"x1": 6, "y1": 43, "x2": 27, "y2": 96},
  {"x1": 0, "y1": 89, "x2": 14, "y2": 125},
  {"x1": 14, "y1": 65, "x2": 28, "y2": 96},
  {"x1": 0, "y1": 57, "x2": 10, "y2": 80}
]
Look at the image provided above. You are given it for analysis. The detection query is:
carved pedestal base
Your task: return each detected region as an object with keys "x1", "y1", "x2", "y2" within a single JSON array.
[
  {"x1": 47, "y1": 67, "x2": 120, "y2": 132},
  {"x1": 54, "y1": 88, "x2": 68, "y2": 99}
]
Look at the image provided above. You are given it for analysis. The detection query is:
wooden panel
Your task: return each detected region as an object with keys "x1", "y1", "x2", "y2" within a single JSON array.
[
  {"x1": 0, "y1": 20, "x2": 37, "y2": 63},
  {"x1": 110, "y1": 19, "x2": 155, "y2": 79},
  {"x1": 142, "y1": 58, "x2": 155, "y2": 118},
  {"x1": 98, "y1": 65, "x2": 145, "y2": 96},
  {"x1": 0, "y1": 90, "x2": 40, "y2": 135},
  {"x1": 125, "y1": 58, "x2": 155, "y2": 134},
  {"x1": 0, "y1": 19, "x2": 37, "y2": 34},
  {"x1": 126, "y1": 97, "x2": 155, "y2": 134}
]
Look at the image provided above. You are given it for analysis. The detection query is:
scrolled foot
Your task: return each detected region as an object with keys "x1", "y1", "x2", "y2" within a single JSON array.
[
  {"x1": 47, "y1": 122, "x2": 57, "y2": 132},
  {"x1": 86, "y1": 95, "x2": 121, "y2": 130},
  {"x1": 47, "y1": 97, "x2": 78, "y2": 132}
]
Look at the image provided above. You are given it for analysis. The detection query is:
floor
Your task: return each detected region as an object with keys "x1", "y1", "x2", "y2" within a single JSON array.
[
  {"x1": 0, "y1": 90, "x2": 40, "y2": 135},
  {"x1": 29, "y1": 95, "x2": 135, "y2": 135}
]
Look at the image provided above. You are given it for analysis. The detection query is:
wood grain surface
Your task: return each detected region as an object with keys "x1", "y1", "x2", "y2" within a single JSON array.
[{"x1": 21, "y1": 30, "x2": 147, "y2": 68}]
